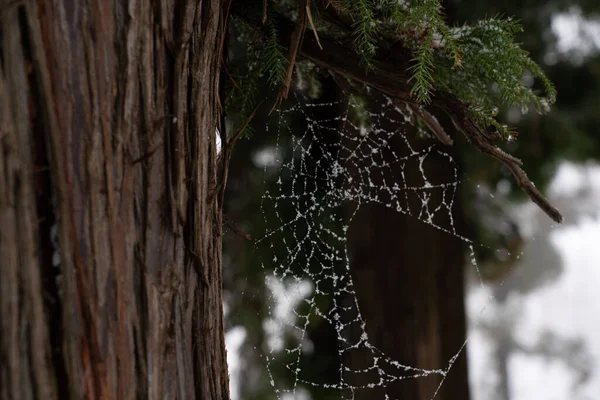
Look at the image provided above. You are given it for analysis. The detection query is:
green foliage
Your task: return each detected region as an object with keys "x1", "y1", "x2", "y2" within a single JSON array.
[
  {"x1": 325, "y1": 1, "x2": 555, "y2": 137},
  {"x1": 407, "y1": 32, "x2": 436, "y2": 102},
  {"x1": 344, "y1": 0, "x2": 378, "y2": 69},
  {"x1": 384, "y1": 0, "x2": 464, "y2": 102},
  {"x1": 374, "y1": 2, "x2": 556, "y2": 136},
  {"x1": 225, "y1": 15, "x2": 288, "y2": 137},
  {"x1": 224, "y1": 20, "x2": 260, "y2": 137},
  {"x1": 229, "y1": 1, "x2": 557, "y2": 139},
  {"x1": 262, "y1": 19, "x2": 289, "y2": 87},
  {"x1": 434, "y1": 17, "x2": 556, "y2": 136}
]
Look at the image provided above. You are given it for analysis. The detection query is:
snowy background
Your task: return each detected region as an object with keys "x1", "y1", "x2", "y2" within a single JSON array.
[
  {"x1": 468, "y1": 162, "x2": 600, "y2": 400},
  {"x1": 466, "y1": 11, "x2": 600, "y2": 400}
]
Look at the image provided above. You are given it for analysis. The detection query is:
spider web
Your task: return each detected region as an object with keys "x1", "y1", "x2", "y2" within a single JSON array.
[{"x1": 256, "y1": 92, "x2": 485, "y2": 400}]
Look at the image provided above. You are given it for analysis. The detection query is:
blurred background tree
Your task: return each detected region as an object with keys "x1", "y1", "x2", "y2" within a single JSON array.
[
  {"x1": 454, "y1": 2, "x2": 600, "y2": 399},
  {"x1": 223, "y1": 1, "x2": 600, "y2": 399}
]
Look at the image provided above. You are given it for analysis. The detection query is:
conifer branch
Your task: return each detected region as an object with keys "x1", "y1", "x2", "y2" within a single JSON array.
[
  {"x1": 290, "y1": 24, "x2": 563, "y2": 223},
  {"x1": 229, "y1": 1, "x2": 563, "y2": 222}
]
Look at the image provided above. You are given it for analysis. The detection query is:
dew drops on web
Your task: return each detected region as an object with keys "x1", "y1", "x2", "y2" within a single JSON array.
[{"x1": 255, "y1": 92, "x2": 493, "y2": 400}]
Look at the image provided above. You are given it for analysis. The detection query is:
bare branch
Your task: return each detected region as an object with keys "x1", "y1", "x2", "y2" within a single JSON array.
[
  {"x1": 306, "y1": 0, "x2": 323, "y2": 50},
  {"x1": 410, "y1": 105, "x2": 454, "y2": 146}
]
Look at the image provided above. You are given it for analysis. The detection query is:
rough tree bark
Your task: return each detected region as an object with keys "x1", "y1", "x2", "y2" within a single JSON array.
[{"x1": 0, "y1": 0, "x2": 230, "y2": 398}]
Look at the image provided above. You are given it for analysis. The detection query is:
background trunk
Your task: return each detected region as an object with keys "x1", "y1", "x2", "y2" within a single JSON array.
[
  {"x1": 345, "y1": 112, "x2": 470, "y2": 400},
  {"x1": 0, "y1": 1, "x2": 229, "y2": 398}
]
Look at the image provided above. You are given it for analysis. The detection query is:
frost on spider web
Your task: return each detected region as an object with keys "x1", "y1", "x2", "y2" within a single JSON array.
[{"x1": 256, "y1": 93, "x2": 478, "y2": 399}]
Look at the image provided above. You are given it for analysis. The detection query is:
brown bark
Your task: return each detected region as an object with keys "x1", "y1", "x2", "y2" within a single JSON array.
[{"x1": 0, "y1": 0, "x2": 230, "y2": 398}]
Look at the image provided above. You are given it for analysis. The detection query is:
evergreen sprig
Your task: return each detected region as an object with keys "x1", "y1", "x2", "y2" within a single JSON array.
[
  {"x1": 377, "y1": 0, "x2": 464, "y2": 101},
  {"x1": 434, "y1": 16, "x2": 556, "y2": 136},
  {"x1": 345, "y1": 0, "x2": 378, "y2": 70},
  {"x1": 225, "y1": 14, "x2": 288, "y2": 137},
  {"x1": 340, "y1": 1, "x2": 555, "y2": 137},
  {"x1": 263, "y1": 19, "x2": 289, "y2": 87},
  {"x1": 407, "y1": 33, "x2": 436, "y2": 103}
]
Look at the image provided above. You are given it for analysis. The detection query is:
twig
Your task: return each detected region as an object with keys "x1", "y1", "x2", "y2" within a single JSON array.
[
  {"x1": 224, "y1": 214, "x2": 253, "y2": 240},
  {"x1": 305, "y1": 1, "x2": 323, "y2": 50},
  {"x1": 270, "y1": 0, "x2": 308, "y2": 114},
  {"x1": 452, "y1": 104, "x2": 563, "y2": 223},
  {"x1": 410, "y1": 105, "x2": 454, "y2": 146},
  {"x1": 222, "y1": 61, "x2": 241, "y2": 92},
  {"x1": 475, "y1": 138, "x2": 562, "y2": 223},
  {"x1": 503, "y1": 161, "x2": 563, "y2": 223},
  {"x1": 216, "y1": 101, "x2": 263, "y2": 208},
  {"x1": 227, "y1": 101, "x2": 263, "y2": 149},
  {"x1": 282, "y1": 8, "x2": 306, "y2": 99}
]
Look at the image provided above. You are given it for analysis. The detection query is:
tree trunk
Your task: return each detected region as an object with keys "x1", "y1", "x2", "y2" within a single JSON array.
[
  {"x1": 0, "y1": 1, "x2": 230, "y2": 398},
  {"x1": 345, "y1": 113, "x2": 470, "y2": 400}
]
